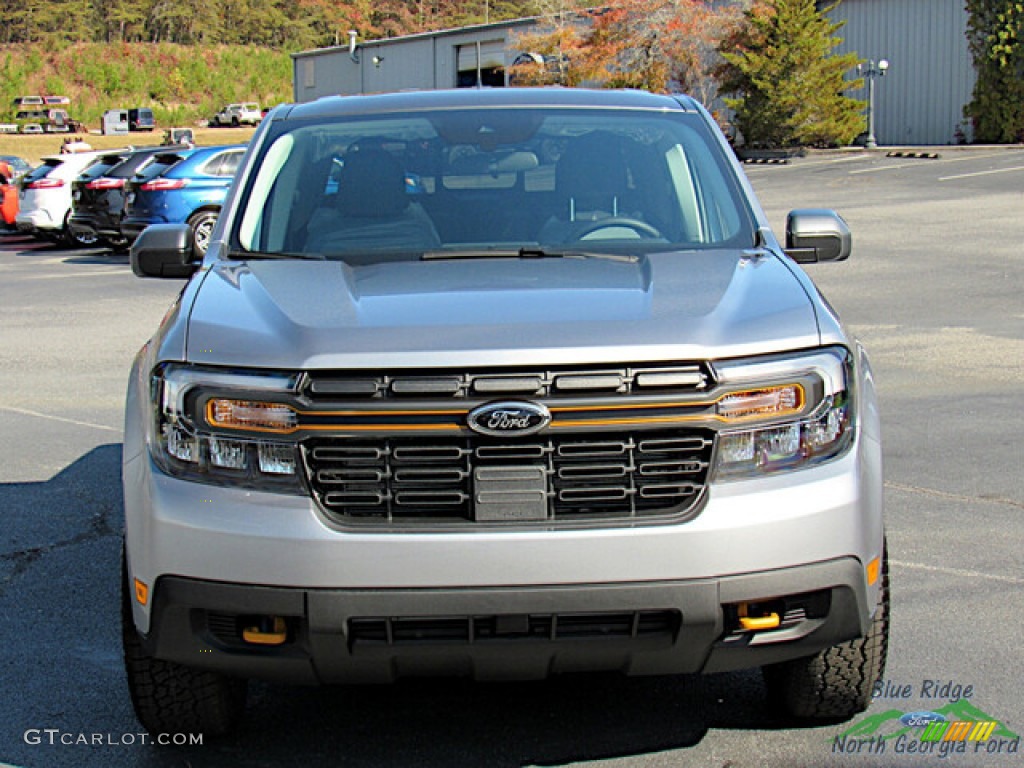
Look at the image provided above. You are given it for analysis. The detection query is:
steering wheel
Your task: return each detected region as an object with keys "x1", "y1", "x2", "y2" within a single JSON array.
[{"x1": 572, "y1": 217, "x2": 664, "y2": 241}]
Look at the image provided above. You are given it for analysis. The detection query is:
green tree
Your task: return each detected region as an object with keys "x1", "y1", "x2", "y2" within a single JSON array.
[
  {"x1": 964, "y1": 0, "x2": 1024, "y2": 143},
  {"x1": 718, "y1": 0, "x2": 864, "y2": 148}
]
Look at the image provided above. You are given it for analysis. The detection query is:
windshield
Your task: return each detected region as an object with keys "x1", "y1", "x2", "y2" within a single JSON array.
[{"x1": 234, "y1": 106, "x2": 754, "y2": 262}]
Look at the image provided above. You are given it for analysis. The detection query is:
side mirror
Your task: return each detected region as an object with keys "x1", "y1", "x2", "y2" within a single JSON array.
[
  {"x1": 131, "y1": 224, "x2": 198, "y2": 278},
  {"x1": 785, "y1": 209, "x2": 852, "y2": 264}
]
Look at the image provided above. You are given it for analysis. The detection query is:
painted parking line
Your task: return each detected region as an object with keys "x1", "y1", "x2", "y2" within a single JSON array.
[
  {"x1": 891, "y1": 559, "x2": 1024, "y2": 586},
  {"x1": 848, "y1": 162, "x2": 928, "y2": 175},
  {"x1": 938, "y1": 165, "x2": 1024, "y2": 182},
  {"x1": 0, "y1": 404, "x2": 121, "y2": 434},
  {"x1": 846, "y1": 151, "x2": 1024, "y2": 176}
]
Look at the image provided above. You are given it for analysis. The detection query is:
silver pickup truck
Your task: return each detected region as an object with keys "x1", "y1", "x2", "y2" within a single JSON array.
[{"x1": 123, "y1": 87, "x2": 887, "y2": 735}]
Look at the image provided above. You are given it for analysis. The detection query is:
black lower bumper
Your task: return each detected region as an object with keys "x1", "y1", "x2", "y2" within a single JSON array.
[{"x1": 137, "y1": 558, "x2": 871, "y2": 685}]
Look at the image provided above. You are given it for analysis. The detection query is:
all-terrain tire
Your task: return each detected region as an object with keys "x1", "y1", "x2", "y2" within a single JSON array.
[
  {"x1": 121, "y1": 546, "x2": 247, "y2": 735},
  {"x1": 762, "y1": 545, "x2": 890, "y2": 720}
]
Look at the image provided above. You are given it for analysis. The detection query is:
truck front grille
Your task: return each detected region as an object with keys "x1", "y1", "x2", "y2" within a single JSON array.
[{"x1": 303, "y1": 430, "x2": 713, "y2": 527}]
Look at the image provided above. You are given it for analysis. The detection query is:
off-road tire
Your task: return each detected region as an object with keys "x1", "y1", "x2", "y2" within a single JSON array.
[
  {"x1": 762, "y1": 545, "x2": 889, "y2": 720},
  {"x1": 121, "y1": 546, "x2": 247, "y2": 735}
]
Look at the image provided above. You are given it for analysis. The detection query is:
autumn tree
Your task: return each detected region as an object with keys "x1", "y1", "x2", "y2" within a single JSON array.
[
  {"x1": 718, "y1": 0, "x2": 864, "y2": 147},
  {"x1": 964, "y1": 0, "x2": 1024, "y2": 142},
  {"x1": 511, "y1": 0, "x2": 743, "y2": 104},
  {"x1": 508, "y1": 0, "x2": 596, "y2": 87}
]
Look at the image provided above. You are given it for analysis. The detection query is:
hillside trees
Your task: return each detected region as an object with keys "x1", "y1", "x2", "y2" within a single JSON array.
[
  {"x1": 0, "y1": 0, "x2": 542, "y2": 48},
  {"x1": 964, "y1": 0, "x2": 1024, "y2": 142},
  {"x1": 717, "y1": 0, "x2": 864, "y2": 147}
]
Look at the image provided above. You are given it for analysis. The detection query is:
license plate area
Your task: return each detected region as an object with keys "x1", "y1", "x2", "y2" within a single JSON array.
[{"x1": 473, "y1": 465, "x2": 548, "y2": 522}]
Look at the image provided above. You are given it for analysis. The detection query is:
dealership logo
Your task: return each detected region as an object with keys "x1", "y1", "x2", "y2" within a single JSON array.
[
  {"x1": 900, "y1": 711, "x2": 946, "y2": 728},
  {"x1": 467, "y1": 401, "x2": 551, "y2": 437},
  {"x1": 832, "y1": 697, "x2": 1020, "y2": 759}
]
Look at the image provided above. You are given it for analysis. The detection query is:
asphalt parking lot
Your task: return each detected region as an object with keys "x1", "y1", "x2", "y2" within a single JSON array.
[{"x1": 0, "y1": 146, "x2": 1021, "y2": 768}]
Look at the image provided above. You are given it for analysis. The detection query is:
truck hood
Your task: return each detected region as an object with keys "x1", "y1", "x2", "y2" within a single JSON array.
[{"x1": 183, "y1": 251, "x2": 822, "y2": 369}]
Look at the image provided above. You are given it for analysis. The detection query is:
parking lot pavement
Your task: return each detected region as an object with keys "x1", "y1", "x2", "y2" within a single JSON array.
[{"x1": 0, "y1": 150, "x2": 1022, "y2": 767}]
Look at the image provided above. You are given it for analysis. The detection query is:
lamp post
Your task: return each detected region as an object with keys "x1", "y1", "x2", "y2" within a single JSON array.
[{"x1": 859, "y1": 59, "x2": 889, "y2": 149}]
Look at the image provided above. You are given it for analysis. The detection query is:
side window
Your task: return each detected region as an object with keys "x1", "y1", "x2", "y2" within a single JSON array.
[
  {"x1": 218, "y1": 151, "x2": 243, "y2": 177},
  {"x1": 201, "y1": 151, "x2": 243, "y2": 177}
]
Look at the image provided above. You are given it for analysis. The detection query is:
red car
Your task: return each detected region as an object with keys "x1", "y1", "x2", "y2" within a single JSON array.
[{"x1": 0, "y1": 161, "x2": 19, "y2": 228}]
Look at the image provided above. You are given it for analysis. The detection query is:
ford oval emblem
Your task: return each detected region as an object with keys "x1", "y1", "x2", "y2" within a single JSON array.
[
  {"x1": 900, "y1": 711, "x2": 947, "y2": 728},
  {"x1": 467, "y1": 401, "x2": 551, "y2": 437}
]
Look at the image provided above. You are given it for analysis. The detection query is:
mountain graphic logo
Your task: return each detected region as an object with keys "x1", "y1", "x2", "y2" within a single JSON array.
[{"x1": 837, "y1": 700, "x2": 1019, "y2": 743}]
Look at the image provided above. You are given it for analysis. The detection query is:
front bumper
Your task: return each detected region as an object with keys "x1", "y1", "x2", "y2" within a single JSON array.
[
  {"x1": 140, "y1": 558, "x2": 870, "y2": 684},
  {"x1": 124, "y1": 436, "x2": 884, "y2": 683}
]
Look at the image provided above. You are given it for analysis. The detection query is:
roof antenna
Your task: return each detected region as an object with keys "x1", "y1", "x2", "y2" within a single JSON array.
[{"x1": 348, "y1": 31, "x2": 359, "y2": 63}]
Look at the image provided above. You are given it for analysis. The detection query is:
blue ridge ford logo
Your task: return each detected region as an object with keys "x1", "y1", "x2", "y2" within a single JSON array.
[
  {"x1": 900, "y1": 711, "x2": 947, "y2": 728},
  {"x1": 467, "y1": 401, "x2": 551, "y2": 437}
]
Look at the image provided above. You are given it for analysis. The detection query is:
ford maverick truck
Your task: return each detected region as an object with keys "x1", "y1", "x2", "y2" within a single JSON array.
[{"x1": 123, "y1": 88, "x2": 887, "y2": 734}]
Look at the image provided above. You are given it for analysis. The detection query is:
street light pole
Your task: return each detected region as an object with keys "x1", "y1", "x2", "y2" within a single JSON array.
[{"x1": 860, "y1": 59, "x2": 889, "y2": 149}]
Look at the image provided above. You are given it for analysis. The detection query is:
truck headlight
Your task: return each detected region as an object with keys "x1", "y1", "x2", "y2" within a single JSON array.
[
  {"x1": 151, "y1": 364, "x2": 304, "y2": 492},
  {"x1": 711, "y1": 348, "x2": 855, "y2": 481}
]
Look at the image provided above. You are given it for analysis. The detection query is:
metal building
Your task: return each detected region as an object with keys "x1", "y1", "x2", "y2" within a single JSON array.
[
  {"x1": 826, "y1": 0, "x2": 976, "y2": 145},
  {"x1": 292, "y1": 19, "x2": 534, "y2": 104}
]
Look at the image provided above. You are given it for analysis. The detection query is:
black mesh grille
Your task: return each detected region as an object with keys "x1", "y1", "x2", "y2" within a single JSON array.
[
  {"x1": 303, "y1": 430, "x2": 712, "y2": 526},
  {"x1": 305, "y1": 364, "x2": 709, "y2": 400},
  {"x1": 348, "y1": 610, "x2": 681, "y2": 647}
]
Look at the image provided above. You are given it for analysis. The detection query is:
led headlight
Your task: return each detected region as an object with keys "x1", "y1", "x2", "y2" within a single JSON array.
[
  {"x1": 152, "y1": 364, "x2": 304, "y2": 492},
  {"x1": 712, "y1": 348, "x2": 855, "y2": 481}
]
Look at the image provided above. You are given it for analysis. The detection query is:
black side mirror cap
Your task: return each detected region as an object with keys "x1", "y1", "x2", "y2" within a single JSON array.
[
  {"x1": 131, "y1": 224, "x2": 198, "y2": 278},
  {"x1": 785, "y1": 209, "x2": 852, "y2": 263}
]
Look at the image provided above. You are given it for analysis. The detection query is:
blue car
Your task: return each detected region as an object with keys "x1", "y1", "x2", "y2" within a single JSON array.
[{"x1": 121, "y1": 144, "x2": 246, "y2": 256}]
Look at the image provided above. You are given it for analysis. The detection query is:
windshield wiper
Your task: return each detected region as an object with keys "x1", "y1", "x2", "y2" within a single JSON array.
[
  {"x1": 227, "y1": 250, "x2": 325, "y2": 261},
  {"x1": 421, "y1": 247, "x2": 638, "y2": 263}
]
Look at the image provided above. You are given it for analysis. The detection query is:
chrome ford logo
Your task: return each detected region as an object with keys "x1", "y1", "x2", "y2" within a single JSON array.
[
  {"x1": 900, "y1": 711, "x2": 946, "y2": 728},
  {"x1": 467, "y1": 401, "x2": 551, "y2": 437}
]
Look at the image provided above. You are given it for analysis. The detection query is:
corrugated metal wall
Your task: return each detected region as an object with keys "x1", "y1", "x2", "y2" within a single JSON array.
[
  {"x1": 828, "y1": 0, "x2": 976, "y2": 145},
  {"x1": 293, "y1": 21, "x2": 532, "y2": 103}
]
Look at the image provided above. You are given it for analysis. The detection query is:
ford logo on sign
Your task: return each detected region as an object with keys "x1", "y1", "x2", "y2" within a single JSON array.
[
  {"x1": 900, "y1": 711, "x2": 947, "y2": 728},
  {"x1": 467, "y1": 401, "x2": 551, "y2": 437}
]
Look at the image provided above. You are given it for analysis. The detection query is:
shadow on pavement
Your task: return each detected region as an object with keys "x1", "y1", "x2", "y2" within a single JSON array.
[{"x1": 1, "y1": 444, "x2": 837, "y2": 768}]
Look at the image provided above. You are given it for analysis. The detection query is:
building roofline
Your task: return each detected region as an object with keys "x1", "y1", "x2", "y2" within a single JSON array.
[{"x1": 291, "y1": 17, "x2": 539, "y2": 61}]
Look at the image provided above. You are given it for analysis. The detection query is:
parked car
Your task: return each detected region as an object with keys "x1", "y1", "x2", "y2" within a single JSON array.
[
  {"x1": 0, "y1": 171, "x2": 18, "y2": 228},
  {"x1": 124, "y1": 88, "x2": 886, "y2": 735},
  {"x1": 128, "y1": 107, "x2": 155, "y2": 132},
  {"x1": 16, "y1": 150, "x2": 118, "y2": 246},
  {"x1": 211, "y1": 102, "x2": 261, "y2": 127},
  {"x1": 70, "y1": 146, "x2": 186, "y2": 250},
  {"x1": 121, "y1": 144, "x2": 246, "y2": 256},
  {"x1": 0, "y1": 155, "x2": 33, "y2": 179}
]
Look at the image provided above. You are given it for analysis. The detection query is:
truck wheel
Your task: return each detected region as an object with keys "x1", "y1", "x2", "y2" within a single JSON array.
[
  {"x1": 188, "y1": 210, "x2": 218, "y2": 257},
  {"x1": 121, "y1": 545, "x2": 247, "y2": 735},
  {"x1": 762, "y1": 546, "x2": 889, "y2": 720}
]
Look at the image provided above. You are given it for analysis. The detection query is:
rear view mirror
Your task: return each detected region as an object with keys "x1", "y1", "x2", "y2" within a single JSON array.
[
  {"x1": 131, "y1": 223, "x2": 198, "y2": 278},
  {"x1": 785, "y1": 209, "x2": 851, "y2": 263}
]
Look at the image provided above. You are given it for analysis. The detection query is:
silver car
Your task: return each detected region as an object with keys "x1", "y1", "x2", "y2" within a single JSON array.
[{"x1": 124, "y1": 88, "x2": 887, "y2": 735}]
